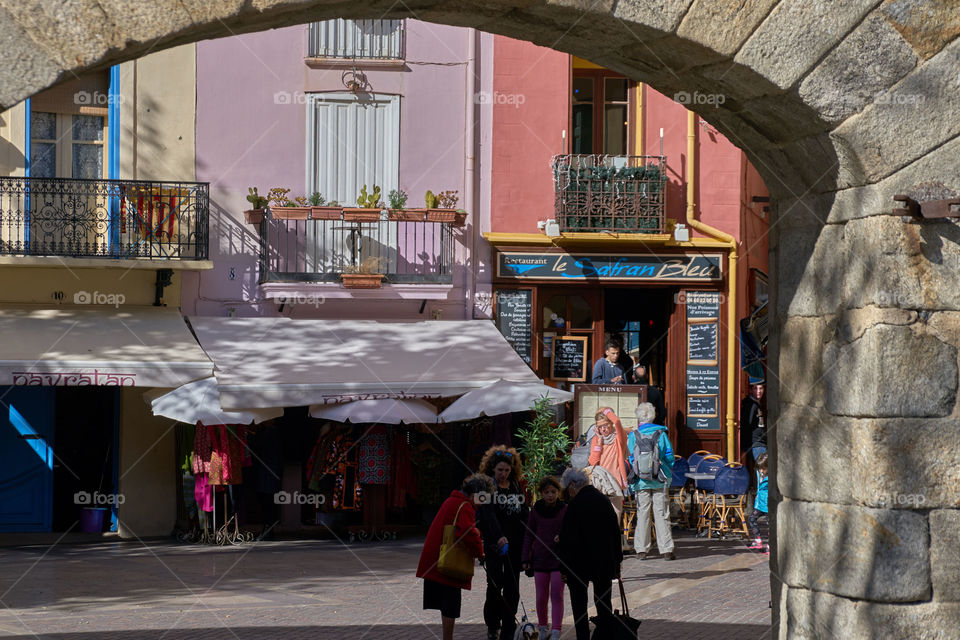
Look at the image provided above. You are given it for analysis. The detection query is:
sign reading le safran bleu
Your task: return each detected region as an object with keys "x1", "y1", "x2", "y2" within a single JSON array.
[{"x1": 497, "y1": 252, "x2": 722, "y2": 281}]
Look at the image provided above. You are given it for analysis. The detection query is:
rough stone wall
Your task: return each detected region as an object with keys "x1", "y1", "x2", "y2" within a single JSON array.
[{"x1": 2, "y1": 1, "x2": 960, "y2": 636}]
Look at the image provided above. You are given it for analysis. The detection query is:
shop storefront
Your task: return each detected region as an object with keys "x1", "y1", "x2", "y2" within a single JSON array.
[{"x1": 491, "y1": 246, "x2": 732, "y2": 457}]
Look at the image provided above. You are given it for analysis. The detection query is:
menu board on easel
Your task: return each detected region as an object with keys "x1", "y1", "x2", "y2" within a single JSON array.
[
  {"x1": 551, "y1": 336, "x2": 589, "y2": 382},
  {"x1": 685, "y1": 292, "x2": 721, "y2": 430},
  {"x1": 495, "y1": 289, "x2": 533, "y2": 365}
]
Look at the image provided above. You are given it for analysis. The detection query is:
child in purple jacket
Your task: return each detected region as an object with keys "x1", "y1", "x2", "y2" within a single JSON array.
[{"x1": 521, "y1": 476, "x2": 567, "y2": 640}]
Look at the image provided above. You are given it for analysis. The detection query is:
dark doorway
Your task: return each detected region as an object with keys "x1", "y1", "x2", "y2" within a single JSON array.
[
  {"x1": 52, "y1": 388, "x2": 117, "y2": 531},
  {"x1": 603, "y1": 288, "x2": 672, "y2": 388}
]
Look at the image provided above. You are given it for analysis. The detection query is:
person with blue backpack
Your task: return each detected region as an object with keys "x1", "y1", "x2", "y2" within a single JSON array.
[{"x1": 627, "y1": 402, "x2": 676, "y2": 560}]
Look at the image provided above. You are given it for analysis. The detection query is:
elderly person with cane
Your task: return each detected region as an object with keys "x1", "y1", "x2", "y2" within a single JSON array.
[{"x1": 558, "y1": 468, "x2": 622, "y2": 640}]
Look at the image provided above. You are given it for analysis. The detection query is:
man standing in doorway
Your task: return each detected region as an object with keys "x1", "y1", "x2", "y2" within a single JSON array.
[
  {"x1": 592, "y1": 340, "x2": 631, "y2": 384},
  {"x1": 740, "y1": 380, "x2": 766, "y2": 464}
]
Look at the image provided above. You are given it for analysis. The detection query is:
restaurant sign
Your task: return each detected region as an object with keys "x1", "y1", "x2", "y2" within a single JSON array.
[{"x1": 497, "y1": 252, "x2": 722, "y2": 281}]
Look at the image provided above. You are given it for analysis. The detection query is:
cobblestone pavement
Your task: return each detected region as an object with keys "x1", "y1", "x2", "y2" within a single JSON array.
[{"x1": 0, "y1": 531, "x2": 771, "y2": 639}]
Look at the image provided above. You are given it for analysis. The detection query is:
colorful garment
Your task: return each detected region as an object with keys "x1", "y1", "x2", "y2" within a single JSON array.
[{"x1": 358, "y1": 427, "x2": 390, "y2": 484}]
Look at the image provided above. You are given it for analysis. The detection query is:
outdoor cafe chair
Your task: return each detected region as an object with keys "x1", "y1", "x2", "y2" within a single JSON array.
[{"x1": 706, "y1": 462, "x2": 751, "y2": 540}]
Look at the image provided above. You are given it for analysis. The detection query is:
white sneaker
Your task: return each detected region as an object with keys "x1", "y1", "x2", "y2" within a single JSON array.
[{"x1": 550, "y1": 630, "x2": 560, "y2": 640}]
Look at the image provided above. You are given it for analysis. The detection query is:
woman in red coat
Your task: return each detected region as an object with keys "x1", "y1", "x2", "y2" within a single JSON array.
[{"x1": 417, "y1": 473, "x2": 494, "y2": 640}]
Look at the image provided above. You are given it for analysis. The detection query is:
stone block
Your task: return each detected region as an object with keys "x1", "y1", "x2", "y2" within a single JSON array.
[
  {"x1": 881, "y1": 0, "x2": 960, "y2": 61},
  {"x1": 835, "y1": 306, "x2": 916, "y2": 342},
  {"x1": 824, "y1": 324, "x2": 957, "y2": 417},
  {"x1": 798, "y1": 13, "x2": 918, "y2": 124},
  {"x1": 930, "y1": 509, "x2": 960, "y2": 601},
  {"x1": 611, "y1": 0, "x2": 695, "y2": 33},
  {"x1": 0, "y1": 7, "x2": 67, "y2": 108},
  {"x1": 772, "y1": 217, "x2": 843, "y2": 318},
  {"x1": 777, "y1": 316, "x2": 830, "y2": 409},
  {"x1": 775, "y1": 133, "x2": 846, "y2": 193},
  {"x1": 832, "y1": 37, "x2": 960, "y2": 184},
  {"x1": 676, "y1": 0, "x2": 779, "y2": 57},
  {"x1": 785, "y1": 586, "x2": 960, "y2": 639},
  {"x1": 735, "y1": 0, "x2": 877, "y2": 90},
  {"x1": 737, "y1": 94, "x2": 834, "y2": 146},
  {"x1": 775, "y1": 406, "x2": 853, "y2": 505},
  {"x1": 1, "y1": 0, "x2": 122, "y2": 69},
  {"x1": 778, "y1": 499, "x2": 931, "y2": 602}
]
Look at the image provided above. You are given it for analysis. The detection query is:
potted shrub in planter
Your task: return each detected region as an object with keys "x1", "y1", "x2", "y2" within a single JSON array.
[
  {"x1": 423, "y1": 190, "x2": 466, "y2": 226},
  {"x1": 267, "y1": 188, "x2": 311, "y2": 220},
  {"x1": 244, "y1": 187, "x2": 268, "y2": 224},
  {"x1": 340, "y1": 256, "x2": 385, "y2": 289},
  {"x1": 307, "y1": 192, "x2": 342, "y2": 220},
  {"x1": 386, "y1": 188, "x2": 425, "y2": 221},
  {"x1": 343, "y1": 184, "x2": 384, "y2": 222}
]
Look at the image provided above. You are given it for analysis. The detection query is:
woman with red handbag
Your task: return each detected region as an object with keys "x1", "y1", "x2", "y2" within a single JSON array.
[{"x1": 417, "y1": 473, "x2": 494, "y2": 640}]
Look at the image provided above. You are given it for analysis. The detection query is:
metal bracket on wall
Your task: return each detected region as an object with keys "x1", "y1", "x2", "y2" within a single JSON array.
[
  {"x1": 892, "y1": 195, "x2": 960, "y2": 220},
  {"x1": 154, "y1": 268, "x2": 173, "y2": 307}
]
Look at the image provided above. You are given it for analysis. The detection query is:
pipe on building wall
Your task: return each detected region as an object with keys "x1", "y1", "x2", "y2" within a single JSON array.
[
  {"x1": 685, "y1": 109, "x2": 739, "y2": 460},
  {"x1": 464, "y1": 28, "x2": 478, "y2": 319}
]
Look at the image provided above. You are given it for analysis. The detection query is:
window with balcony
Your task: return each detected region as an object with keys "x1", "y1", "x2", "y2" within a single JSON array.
[
  {"x1": 571, "y1": 72, "x2": 630, "y2": 155},
  {"x1": 307, "y1": 19, "x2": 405, "y2": 60}
]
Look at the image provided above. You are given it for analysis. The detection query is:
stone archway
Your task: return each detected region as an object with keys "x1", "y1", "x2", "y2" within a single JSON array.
[{"x1": 7, "y1": 1, "x2": 960, "y2": 636}]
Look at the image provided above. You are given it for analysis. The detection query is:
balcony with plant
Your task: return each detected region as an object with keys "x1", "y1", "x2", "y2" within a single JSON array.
[{"x1": 552, "y1": 154, "x2": 667, "y2": 234}]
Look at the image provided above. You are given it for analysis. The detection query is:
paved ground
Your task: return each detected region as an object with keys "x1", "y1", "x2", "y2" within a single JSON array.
[{"x1": 0, "y1": 531, "x2": 771, "y2": 639}]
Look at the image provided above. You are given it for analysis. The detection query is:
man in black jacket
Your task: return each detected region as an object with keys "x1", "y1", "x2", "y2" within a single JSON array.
[{"x1": 558, "y1": 468, "x2": 623, "y2": 640}]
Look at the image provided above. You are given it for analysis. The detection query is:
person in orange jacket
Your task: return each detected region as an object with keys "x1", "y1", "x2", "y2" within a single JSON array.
[
  {"x1": 417, "y1": 473, "x2": 494, "y2": 640},
  {"x1": 588, "y1": 406, "x2": 628, "y2": 519}
]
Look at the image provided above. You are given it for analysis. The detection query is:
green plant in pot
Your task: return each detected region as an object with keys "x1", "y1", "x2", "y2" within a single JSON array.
[
  {"x1": 388, "y1": 189, "x2": 408, "y2": 209},
  {"x1": 357, "y1": 184, "x2": 382, "y2": 208},
  {"x1": 244, "y1": 187, "x2": 269, "y2": 224},
  {"x1": 517, "y1": 396, "x2": 571, "y2": 500}
]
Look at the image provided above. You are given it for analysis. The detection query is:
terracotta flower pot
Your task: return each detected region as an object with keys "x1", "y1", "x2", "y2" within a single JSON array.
[
  {"x1": 342, "y1": 208, "x2": 382, "y2": 223},
  {"x1": 425, "y1": 209, "x2": 459, "y2": 223},
  {"x1": 340, "y1": 273, "x2": 385, "y2": 289},
  {"x1": 271, "y1": 206, "x2": 311, "y2": 220},
  {"x1": 311, "y1": 206, "x2": 343, "y2": 220},
  {"x1": 244, "y1": 208, "x2": 266, "y2": 224},
  {"x1": 388, "y1": 208, "x2": 427, "y2": 222}
]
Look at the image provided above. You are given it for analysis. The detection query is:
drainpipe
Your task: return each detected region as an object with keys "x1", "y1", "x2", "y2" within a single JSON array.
[
  {"x1": 464, "y1": 29, "x2": 478, "y2": 320},
  {"x1": 685, "y1": 110, "x2": 739, "y2": 460}
]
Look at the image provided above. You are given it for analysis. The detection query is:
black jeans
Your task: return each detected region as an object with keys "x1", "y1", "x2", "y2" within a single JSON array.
[
  {"x1": 566, "y1": 574, "x2": 614, "y2": 640},
  {"x1": 747, "y1": 508, "x2": 767, "y2": 539},
  {"x1": 483, "y1": 553, "x2": 521, "y2": 638}
]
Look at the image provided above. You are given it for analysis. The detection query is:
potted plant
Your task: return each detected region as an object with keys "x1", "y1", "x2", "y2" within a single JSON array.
[
  {"x1": 424, "y1": 190, "x2": 467, "y2": 226},
  {"x1": 386, "y1": 188, "x2": 425, "y2": 221},
  {"x1": 340, "y1": 256, "x2": 385, "y2": 289},
  {"x1": 267, "y1": 187, "x2": 311, "y2": 220},
  {"x1": 343, "y1": 184, "x2": 384, "y2": 222},
  {"x1": 244, "y1": 187, "x2": 268, "y2": 224},
  {"x1": 308, "y1": 192, "x2": 342, "y2": 220},
  {"x1": 517, "y1": 396, "x2": 572, "y2": 499}
]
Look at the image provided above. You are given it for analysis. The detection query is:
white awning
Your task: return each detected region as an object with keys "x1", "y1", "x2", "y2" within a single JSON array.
[
  {"x1": 187, "y1": 317, "x2": 540, "y2": 410},
  {"x1": 0, "y1": 306, "x2": 213, "y2": 388}
]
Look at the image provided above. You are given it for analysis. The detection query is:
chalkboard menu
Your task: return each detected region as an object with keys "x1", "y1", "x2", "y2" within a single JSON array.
[
  {"x1": 551, "y1": 336, "x2": 589, "y2": 382},
  {"x1": 688, "y1": 322, "x2": 718, "y2": 363},
  {"x1": 495, "y1": 289, "x2": 532, "y2": 365},
  {"x1": 685, "y1": 292, "x2": 722, "y2": 430}
]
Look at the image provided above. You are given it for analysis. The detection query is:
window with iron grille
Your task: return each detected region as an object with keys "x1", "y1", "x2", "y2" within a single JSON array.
[{"x1": 308, "y1": 19, "x2": 405, "y2": 60}]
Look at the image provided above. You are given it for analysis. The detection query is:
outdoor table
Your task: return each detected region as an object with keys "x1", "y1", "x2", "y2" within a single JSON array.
[{"x1": 686, "y1": 472, "x2": 717, "y2": 532}]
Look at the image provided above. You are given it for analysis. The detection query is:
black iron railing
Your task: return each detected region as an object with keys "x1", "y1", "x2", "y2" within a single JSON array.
[
  {"x1": 0, "y1": 177, "x2": 209, "y2": 260},
  {"x1": 552, "y1": 154, "x2": 667, "y2": 233},
  {"x1": 259, "y1": 214, "x2": 454, "y2": 283}
]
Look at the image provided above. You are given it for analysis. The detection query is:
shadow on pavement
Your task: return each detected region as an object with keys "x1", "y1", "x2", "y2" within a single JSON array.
[{"x1": 0, "y1": 620, "x2": 773, "y2": 639}]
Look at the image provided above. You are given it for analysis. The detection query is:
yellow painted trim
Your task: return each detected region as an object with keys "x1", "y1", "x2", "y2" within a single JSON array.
[
  {"x1": 635, "y1": 83, "x2": 644, "y2": 156},
  {"x1": 482, "y1": 232, "x2": 732, "y2": 249},
  {"x1": 572, "y1": 56, "x2": 604, "y2": 69},
  {"x1": 684, "y1": 110, "x2": 739, "y2": 460}
]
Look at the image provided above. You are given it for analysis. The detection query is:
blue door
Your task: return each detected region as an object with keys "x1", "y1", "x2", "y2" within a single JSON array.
[{"x1": 0, "y1": 387, "x2": 55, "y2": 531}]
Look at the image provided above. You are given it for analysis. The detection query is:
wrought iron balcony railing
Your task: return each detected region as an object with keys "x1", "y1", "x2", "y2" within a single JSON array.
[
  {"x1": 0, "y1": 177, "x2": 209, "y2": 260},
  {"x1": 552, "y1": 154, "x2": 667, "y2": 233},
  {"x1": 259, "y1": 214, "x2": 454, "y2": 284}
]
